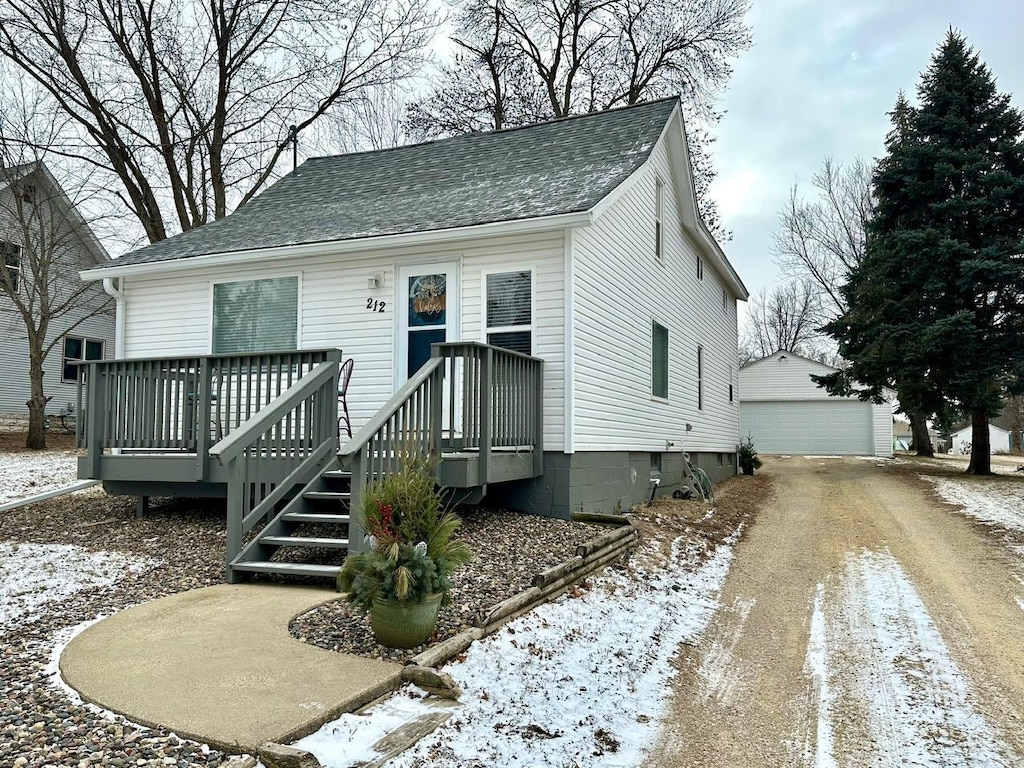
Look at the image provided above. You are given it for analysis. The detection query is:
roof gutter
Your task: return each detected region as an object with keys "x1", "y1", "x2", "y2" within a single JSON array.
[{"x1": 81, "y1": 210, "x2": 593, "y2": 281}]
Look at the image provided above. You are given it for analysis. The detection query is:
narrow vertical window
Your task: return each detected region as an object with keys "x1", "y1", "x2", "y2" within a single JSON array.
[
  {"x1": 729, "y1": 363, "x2": 734, "y2": 402},
  {"x1": 655, "y1": 178, "x2": 664, "y2": 262},
  {"x1": 2, "y1": 242, "x2": 21, "y2": 292},
  {"x1": 652, "y1": 321, "x2": 668, "y2": 399},
  {"x1": 722, "y1": 287, "x2": 728, "y2": 311},
  {"x1": 486, "y1": 270, "x2": 532, "y2": 354},
  {"x1": 697, "y1": 345, "x2": 704, "y2": 410},
  {"x1": 697, "y1": 256, "x2": 704, "y2": 281}
]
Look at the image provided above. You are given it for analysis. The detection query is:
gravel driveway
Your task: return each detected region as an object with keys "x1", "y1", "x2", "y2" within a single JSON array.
[{"x1": 645, "y1": 456, "x2": 1024, "y2": 767}]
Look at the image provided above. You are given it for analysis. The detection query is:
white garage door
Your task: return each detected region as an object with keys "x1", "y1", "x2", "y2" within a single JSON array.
[{"x1": 740, "y1": 400, "x2": 874, "y2": 455}]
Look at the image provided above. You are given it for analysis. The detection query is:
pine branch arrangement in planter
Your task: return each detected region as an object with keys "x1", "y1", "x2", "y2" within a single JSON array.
[
  {"x1": 738, "y1": 434, "x2": 763, "y2": 476},
  {"x1": 337, "y1": 453, "x2": 473, "y2": 648}
]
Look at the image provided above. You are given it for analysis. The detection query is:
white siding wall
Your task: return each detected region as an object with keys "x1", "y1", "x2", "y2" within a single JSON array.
[
  {"x1": 571, "y1": 140, "x2": 741, "y2": 452},
  {"x1": 872, "y1": 402, "x2": 893, "y2": 457},
  {"x1": 739, "y1": 353, "x2": 838, "y2": 401},
  {"x1": 121, "y1": 231, "x2": 566, "y2": 446},
  {"x1": 0, "y1": 183, "x2": 114, "y2": 416}
]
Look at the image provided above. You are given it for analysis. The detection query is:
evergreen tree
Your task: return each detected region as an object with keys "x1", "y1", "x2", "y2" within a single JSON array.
[{"x1": 820, "y1": 31, "x2": 1024, "y2": 475}]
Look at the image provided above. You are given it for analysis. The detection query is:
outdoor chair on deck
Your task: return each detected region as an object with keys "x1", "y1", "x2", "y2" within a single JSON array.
[{"x1": 338, "y1": 357, "x2": 354, "y2": 439}]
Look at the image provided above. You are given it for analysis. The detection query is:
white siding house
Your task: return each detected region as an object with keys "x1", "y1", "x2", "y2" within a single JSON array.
[
  {"x1": 0, "y1": 163, "x2": 113, "y2": 428},
  {"x1": 82, "y1": 99, "x2": 747, "y2": 515},
  {"x1": 740, "y1": 351, "x2": 893, "y2": 457}
]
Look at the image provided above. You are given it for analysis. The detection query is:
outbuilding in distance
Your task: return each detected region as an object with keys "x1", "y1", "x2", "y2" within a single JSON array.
[{"x1": 739, "y1": 351, "x2": 893, "y2": 458}]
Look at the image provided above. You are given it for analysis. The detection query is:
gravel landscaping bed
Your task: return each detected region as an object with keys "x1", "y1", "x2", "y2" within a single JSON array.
[
  {"x1": 0, "y1": 440, "x2": 605, "y2": 764},
  {"x1": 290, "y1": 509, "x2": 604, "y2": 662}
]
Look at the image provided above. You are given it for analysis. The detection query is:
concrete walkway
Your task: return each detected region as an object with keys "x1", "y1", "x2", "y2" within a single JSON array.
[{"x1": 60, "y1": 584, "x2": 403, "y2": 752}]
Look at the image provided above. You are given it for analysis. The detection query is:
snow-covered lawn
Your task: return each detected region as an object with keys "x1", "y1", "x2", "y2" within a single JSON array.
[
  {"x1": 0, "y1": 449, "x2": 80, "y2": 505},
  {"x1": 0, "y1": 542, "x2": 160, "y2": 633},
  {"x1": 292, "y1": 533, "x2": 738, "y2": 767},
  {"x1": 926, "y1": 476, "x2": 1024, "y2": 536},
  {"x1": 803, "y1": 549, "x2": 1016, "y2": 767}
]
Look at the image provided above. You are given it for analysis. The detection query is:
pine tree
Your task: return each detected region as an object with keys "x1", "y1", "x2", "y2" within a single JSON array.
[{"x1": 822, "y1": 31, "x2": 1024, "y2": 474}]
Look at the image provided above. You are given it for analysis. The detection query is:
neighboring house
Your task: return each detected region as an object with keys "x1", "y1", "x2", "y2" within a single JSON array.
[
  {"x1": 739, "y1": 351, "x2": 893, "y2": 457},
  {"x1": 0, "y1": 162, "x2": 113, "y2": 430},
  {"x1": 948, "y1": 422, "x2": 1012, "y2": 455},
  {"x1": 76, "y1": 99, "x2": 748, "y2": 579},
  {"x1": 892, "y1": 418, "x2": 942, "y2": 453}
]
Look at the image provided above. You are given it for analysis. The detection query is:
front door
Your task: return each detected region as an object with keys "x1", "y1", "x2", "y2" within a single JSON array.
[{"x1": 397, "y1": 262, "x2": 459, "y2": 381}]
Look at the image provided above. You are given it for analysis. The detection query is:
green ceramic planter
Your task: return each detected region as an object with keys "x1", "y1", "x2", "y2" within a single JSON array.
[{"x1": 370, "y1": 593, "x2": 443, "y2": 649}]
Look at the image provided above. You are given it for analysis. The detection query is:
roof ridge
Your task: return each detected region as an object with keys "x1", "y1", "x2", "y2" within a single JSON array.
[{"x1": 307, "y1": 97, "x2": 679, "y2": 163}]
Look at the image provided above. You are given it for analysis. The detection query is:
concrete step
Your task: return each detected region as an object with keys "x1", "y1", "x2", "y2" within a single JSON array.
[
  {"x1": 231, "y1": 561, "x2": 341, "y2": 578},
  {"x1": 280, "y1": 512, "x2": 350, "y2": 524},
  {"x1": 260, "y1": 535, "x2": 350, "y2": 549}
]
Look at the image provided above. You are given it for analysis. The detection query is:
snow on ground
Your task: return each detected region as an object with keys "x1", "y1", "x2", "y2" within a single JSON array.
[
  {"x1": 294, "y1": 532, "x2": 739, "y2": 768},
  {"x1": 925, "y1": 476, "x2": 1024, "y2": 535},
  {"x1": 803, "y1": 549, "x2": 1016, "y2": 767},
  {"x1": 0, "y1": 541, "x2": 160, "y2": 632},
  {"x1": 0, "y1": 449, "x2": 80, "y2": 505}
]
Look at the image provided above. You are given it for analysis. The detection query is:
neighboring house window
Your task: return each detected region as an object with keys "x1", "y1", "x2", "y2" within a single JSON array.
[
  {"x1": 63, "y1": 336, "x2": 104, "y2": 382},
  {"x1": 697, "y1": 345, "x2": 704, "y2": 410},
  {"x1": 2, "y1": 242, "x2": 21, "y2": 292},
  {"x1": 212, "y1": 276, "x2": 299, "y2": 354},
  {"x1": 729, "y1": 363, "x2": 734, "y2": 402},
  {"x1": 697, "y1": 256, "x2": 704, "y2": 280},
  {"x1": 655, "y1": 177, "x2": 664, "y2": 262},
  {"x1": 652, "y1": 321, "x2": 668, "y2": 399},
  {"x1": 486, "y1": 270, "x2": 532, "y2": 354},
  {"x1": 722, "y1": 287, "x2": 728, "y2": 311}
]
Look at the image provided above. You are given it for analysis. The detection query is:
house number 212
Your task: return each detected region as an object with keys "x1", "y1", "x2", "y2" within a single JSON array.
[{"x1": 366, "y1": 298, "x2": 387, "y2": 312}]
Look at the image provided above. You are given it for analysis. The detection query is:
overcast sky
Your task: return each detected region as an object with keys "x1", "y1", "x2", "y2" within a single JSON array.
[{"x1": 710, "y1": 0, "x2": 1024, "y2": 299}]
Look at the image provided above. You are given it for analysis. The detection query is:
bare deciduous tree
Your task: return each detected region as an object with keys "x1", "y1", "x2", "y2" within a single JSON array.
[
  {"x1": 0, "y1": 0, "x2": 439, "y2": 243},
  {"x1": 739, "y1": 280, "x2": 830, "y2": 365},
  {"x1": 772, "y1": 157, "x2": 873, "y2": 318},
  {"x1": 0, "y1": 88, "x2": 114, "y2": 449},
  {"x1": 407, "y1": 0, "x2": 751, "y2": 238}
]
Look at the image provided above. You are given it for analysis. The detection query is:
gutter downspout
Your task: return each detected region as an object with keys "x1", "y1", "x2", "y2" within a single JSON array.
[{"x1": 102, "y1": 277, "x2": 125, "y2": 358}]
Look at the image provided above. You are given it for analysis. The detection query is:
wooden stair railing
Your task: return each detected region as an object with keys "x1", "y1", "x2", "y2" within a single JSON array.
[{"x1": 209, "y1": 352, "x2": 342, "y2": 581}]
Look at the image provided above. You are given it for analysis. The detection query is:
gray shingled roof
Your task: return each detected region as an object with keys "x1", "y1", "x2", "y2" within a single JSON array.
[{"x1": 100, "y1": 98, "x2": 679, "y2": 270}]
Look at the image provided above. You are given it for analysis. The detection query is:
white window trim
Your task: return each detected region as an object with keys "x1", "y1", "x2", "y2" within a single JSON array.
[
  {"x1": 62, "y1": 335, "x2": 105, "y2": 383},
  {"x1": 481, "y1": 266, "x2": 535, "y2": 353},
  {"x1": 208, "y1": 271, "x2": 303, "y2": 354}
]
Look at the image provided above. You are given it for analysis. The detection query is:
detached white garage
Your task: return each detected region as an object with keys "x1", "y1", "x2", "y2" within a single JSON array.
[{"x1": 739, "y1": 351, "x2": 892, "y2": 457}]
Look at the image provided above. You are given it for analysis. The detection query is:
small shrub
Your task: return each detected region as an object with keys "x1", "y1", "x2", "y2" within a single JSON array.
[{"x1": 738, "y1": 434, "x2": 763, "y2": 474}]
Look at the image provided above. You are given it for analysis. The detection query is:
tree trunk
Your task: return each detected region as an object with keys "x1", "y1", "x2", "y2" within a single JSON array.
[
  {"x1": 25, "y1": 351, "x2": 49, "y2": 450},
  {"x1": 908, "y1": 409, "x2": 934, "y2": 457},
  {"x1": 966, "y1": 407, "x2": 992, "y2": 475}
]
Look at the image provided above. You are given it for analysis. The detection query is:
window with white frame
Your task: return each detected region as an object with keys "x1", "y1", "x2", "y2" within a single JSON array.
[
  {"x1": 212, "y1": 276, "x2": 298, "y2": 354},
  {"x1": 652, "y1": 321, "x2": 669, "y2": 399},
  {"x1": 655, "y1": 177, "x2": 664, "y2": 261},
  {"x1": 63, "y1": 336, "x2": 104, "y2": 382},
  {"x1": 2, "y1": 241, "x2": 21, "y2": 293},
  {"x1": 486, "y1": 270, "x2": 532, "y2": 354}
]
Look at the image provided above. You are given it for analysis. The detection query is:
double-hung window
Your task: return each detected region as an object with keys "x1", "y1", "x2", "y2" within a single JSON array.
[
  {"x1": 63, "y1": 336, "x2": 104, "y2": 382},
  {"x1": 2, "y1": 242, "x2": 21, "y2": 293},
  {"x1": 212, "y1": 276, "x2": 299, "y2": 354},
  {"x1": 652, "y1": 321, "x2": 668, "y2": 399},
  {"x1": 485, "y1": 270, "x2": 532, "y2": 354}
]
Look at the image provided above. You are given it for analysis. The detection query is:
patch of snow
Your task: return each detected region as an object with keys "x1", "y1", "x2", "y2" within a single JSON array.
[
  {"x1": 696, "y1": 596, "x2": 755, "y2": 708},
  {"x1": 0, "y1": 450, "x2": 80, "y2": 504},
  {"x1": 1015, "y1": 596, "x2": 1024, "y2": 614},
  {"x1": 924, "y1": 476, "x2": 1024, "y2": 535},
  {"x1": 295, "y1": 534, "x2": 739, "y2": 768},
  {"x1": 0, "y1": 541, "x2": 160, "y2": 632},
  {"x1": 803, "y1": 456, "x2": 843, "y2": 459},
  {"x1": 805, "y1": 549, "x2": 1016, "y2": 766},
  {"x1": 802, "y1": 584, "x2": 836, "y2": 768}
]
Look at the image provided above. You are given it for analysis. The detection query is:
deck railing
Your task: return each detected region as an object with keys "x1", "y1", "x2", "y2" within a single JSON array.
[
  {"x1": 77, "y1": 349, "x2": 338, "y2": 479},
  {"x1": 207, "y1": 353, "x2": 342, "y2": 575},
  {"x1": 340, "y1": 342, "x2": 543, "y2": 551}
]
